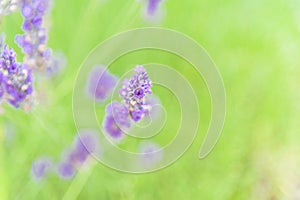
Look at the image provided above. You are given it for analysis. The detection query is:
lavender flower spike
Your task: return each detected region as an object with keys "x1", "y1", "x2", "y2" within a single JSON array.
[
  {"x1": 57, "y1": 131, "x2": 101, "y2": 180},
  {"x1": 119, "y1": 65, "x2": 152, "y2": 122},
  {"x1": 15, "y1": 0, "x2": 66, "y2": 75},
  {"x1": 0, "y1": 41, "x2": 34, "y2": 108}
]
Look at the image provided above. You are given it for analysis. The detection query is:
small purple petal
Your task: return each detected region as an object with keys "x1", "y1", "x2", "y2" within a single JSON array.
[{"x1": 22, "y1": 20, "x2": 33, "y2": 31}]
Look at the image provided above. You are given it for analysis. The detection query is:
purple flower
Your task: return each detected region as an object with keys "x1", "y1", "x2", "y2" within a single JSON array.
[
  {"x1": 22, "y1": 5, "x2": 34, "y2": 19},
  {"x1": 147, "y1": 0, "x2": 162, "y2": 16},
  {"x1": 130, "y1": 108, "x2": 147, "y2": 122},
  {"x1": 31, "y1": 157, "x2": 53, "y2": 181},
  {"x1": 0, "y1": 44, "x2": 34, "y2": 108},
  {"x1": 119, "y1": 65, "x2": 152, "y2": 122},
  {"x1": 57, "y1": 162, "x2": 75, "y2": 180},
  {"x1": 102, "y1": 101, "x2": 132, "y2": 140},
  {"x1": 86, "y1": 65, "x2": 117, "y2": 102},
  {"x1": 16, "y1": 0, "x2": 66, "y2": 75},
  {"x1": 106, "y1": 101, "x2": 131, "y2": 127},
  {"x1": 67, "y1": 131, "x2": 101, "y2": 166},
  {"x1": 139, "y1": 142, "x2": 163, "y2": 166},
  {"x1": 103, "y1": 115, "x2": 124, "y2": 140},
  {"x1": 56, "y1": 131, "x2": 101, "y2": 180}
]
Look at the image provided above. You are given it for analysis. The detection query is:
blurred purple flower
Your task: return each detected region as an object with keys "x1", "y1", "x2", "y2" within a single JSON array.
[
  {"x1": 56, "y1": 131, "x2": 101, "y2": 180},
  {"x1": 67, "y1": 131, "x2": 101, "y2": 166},
  {"x1": 86, "y1": 65, "x2": 117, "y2": 102},
  {"x1": 102, "y1": 101, "x2": 132, "y2": 140},
  {"x1": 15, "y1": 0, "x2": 66, "y2": 75},
  {"x1": 146, "y1": 0, "x2": 162, "y2": 16},
  {"x1": 139, "y1": 142, "x2": 163, "y2": 166},
  {"x1": 57, "y1": 162, "x2": 75, "y2": 180},
  {"x1": 103, "y1": 115, "x2": 124, "y2": 140},
  {"x1": 31, "y1": 157, "x2": 53, "y2": 181}
]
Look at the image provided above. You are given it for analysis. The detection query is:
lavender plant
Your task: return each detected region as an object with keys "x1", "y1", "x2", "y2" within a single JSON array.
[
  {"x1": 15, "y1": 0, "x2": 65, "y2": 75},
  {"x1": 101, "y1": 65, "x2": 153, "y2": 140},
  {"x1": 0, "y1": 35, "x2": 34, "y2": 109},
  {"x1": 119, "y1": 65, "x2": 152, "y2": 122},
  {"x1": 31, "y1": 131, "x2": 101, "y2": 181}
]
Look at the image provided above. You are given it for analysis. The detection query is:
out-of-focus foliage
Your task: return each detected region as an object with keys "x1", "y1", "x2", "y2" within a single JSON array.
[{"x1": 1, "y1": 0, "x2": 300, "y2": 199}]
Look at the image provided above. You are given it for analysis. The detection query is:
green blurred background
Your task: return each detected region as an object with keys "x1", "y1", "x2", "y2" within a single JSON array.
[{"x1": 1, "y1": 0, "x2": 300, "y2": 199}]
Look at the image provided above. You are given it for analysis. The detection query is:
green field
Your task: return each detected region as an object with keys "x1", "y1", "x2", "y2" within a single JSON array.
[{"x1": 1, "y1": 0, "x2": 300, "y2": 199}]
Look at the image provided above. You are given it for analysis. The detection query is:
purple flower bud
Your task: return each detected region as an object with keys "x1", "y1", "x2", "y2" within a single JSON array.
[
  {"x1": 134, "y1": 87, "x2": 145, "y2": 99},
  {"x1": 31, "y1": 16, "x2": 43, "y2": 28},
  {"x1": 22, "y1": 20, "x2": 33, "y2": 31},
  {"x1": 22, "y1": 5, "x2": 34, "y2": 19},
  {"x1": 130, "y1": 108, "x2": 145, "y2": 122},
  {"x1": 15, "y1": 35, "x2": 25, "y2": 46}
]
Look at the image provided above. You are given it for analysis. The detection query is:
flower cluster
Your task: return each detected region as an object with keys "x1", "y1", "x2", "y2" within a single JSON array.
[
  {"x1": 0, "y1": 41, "x2": 33, "y2": 108},
  {"x1": 57, "y1": 132, "x2": 101, "y2": 179},
  {"x1": 15, "y1": 0, "x2": 65, "y2": 75},
  {"x1": 0, "y1": 0, "x2": 19, "y2": 16},
  {"x1": 31, "y1": 130, "x2": 101, "y2": 181},
  {"x1": 100, "y1": 65, "x2": 153, "y2": 140},
  {"x1": 119, "y1": 65, "x2": 152, "y2": 122}
]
